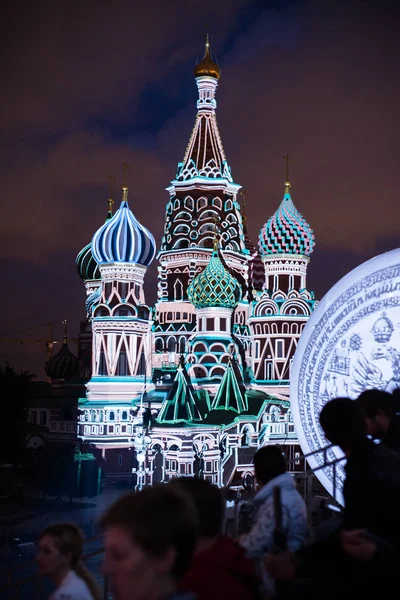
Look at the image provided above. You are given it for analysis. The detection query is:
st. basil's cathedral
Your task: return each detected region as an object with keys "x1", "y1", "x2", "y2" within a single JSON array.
[{"x1": 35, "y1": 39, "x2": 317, "y2": 489}]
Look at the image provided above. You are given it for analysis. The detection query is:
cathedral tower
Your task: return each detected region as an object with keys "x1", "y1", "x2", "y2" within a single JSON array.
[
  {"x1": 250, "y1": 177, "x2": 316, "y2": 384},
  {"x1": 153, "y1": 38, "x2": 250, "y2": 369}
]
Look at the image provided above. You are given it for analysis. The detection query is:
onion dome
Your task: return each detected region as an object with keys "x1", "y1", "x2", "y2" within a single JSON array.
[
  {"x1": 188, "y1": 242, "x2": 241, "y2": 308},
  {"x1": 85, "y1": 287, "x2": 101, "y2": 316},
  {"x1": 194, "y1": 35, "x2": 220, "y2": 80},
  {"x1": 258, "y1": 182, "x2": 315, "y2": 257},
  {"x1": 91, "y1": 188, "x2": 156, "y2": 266},
  {"x1": 76, "y1": 243, "x2": 101, "y2": 281},
  {"x1": 45, "y1": 338, "x2": 78, "y2": 381},
  {"x1": 76, "y1": 198, "x2": 114, "y2": 281}
]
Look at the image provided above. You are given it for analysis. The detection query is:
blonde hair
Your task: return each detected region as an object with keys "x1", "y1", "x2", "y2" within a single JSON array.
[{"x1": 40, "y1": 523, "x2": 102, "y2": 600}]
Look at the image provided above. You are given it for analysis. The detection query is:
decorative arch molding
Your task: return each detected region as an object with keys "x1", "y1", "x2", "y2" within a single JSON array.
[
  {"x1": 281, "y1": 300, "x2": 311, "y2": 316},
  {"x1": 198, "y1": 236, "x2": 214, "y2": 248},
  {"x1": 172, "y1": 239, "x2": 190, "y2": 249},
  {"x1": 173, "y1": 224, "x2": 190, "y2": 235},
  {"x1": 111, "y1": 303, "x2": 138, "y2": 317},
  {"x1": 193, "y1": 342, "x2": 207, "y2": 353},
  {"x1": 199, "y1": 354, "x2": 217, "y2": 364},
  {"x1": 210, "y1": 366, "x2": 225, "y2": 377},
  {"x1": 198, "y1": 209, "x2": 219, "y2": 222},
  {"x1": 192, "y1": 365, "x2": 208, "y2": 378},
  {"x1": 254, "y1": 301, "x2": 278, "y2": 317},
  {"x1": 209, "y1": 343, "x2": 226, "y2": 353},
  {"x1": 175, "y1": 211, "x2": 191, "y2": 221}
]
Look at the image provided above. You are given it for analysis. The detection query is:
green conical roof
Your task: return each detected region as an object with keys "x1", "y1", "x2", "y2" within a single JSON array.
[
  {"x1": 211, "y1": 358, "x2": 247, "y2": 413},
  {"x1": 157, "y1": 361, "x2": 202, "y2": 424},
  {"x1": 187, "y1": 245, "x2": 241, "y2": 309}
]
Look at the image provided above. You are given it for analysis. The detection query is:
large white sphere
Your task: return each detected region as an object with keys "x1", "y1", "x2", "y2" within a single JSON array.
[{"x1": 291, "y1": 249, "x2": 400, "y2": 503}]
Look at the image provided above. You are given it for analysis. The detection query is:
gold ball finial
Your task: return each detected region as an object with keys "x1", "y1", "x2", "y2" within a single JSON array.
[{"x1": 194, "y1": 34, "x2": 221, "y2": 80}]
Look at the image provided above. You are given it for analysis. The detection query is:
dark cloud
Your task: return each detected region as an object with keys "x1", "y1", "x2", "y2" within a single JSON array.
[{"x1": 0, "y1": 0, "x2": 399, "y2": 377}]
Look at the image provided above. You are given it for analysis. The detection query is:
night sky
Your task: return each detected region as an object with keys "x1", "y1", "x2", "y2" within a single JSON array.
[{"x1": 0, "y1": 0, "x2": 399, "y2": 379}]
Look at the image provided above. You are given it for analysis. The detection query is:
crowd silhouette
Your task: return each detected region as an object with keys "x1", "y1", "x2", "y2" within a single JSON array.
[{"x1": 35, "y1": 388, "x2": 400, "y2": 600}]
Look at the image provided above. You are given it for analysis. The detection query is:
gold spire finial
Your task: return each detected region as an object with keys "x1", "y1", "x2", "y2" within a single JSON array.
[
  {"x1": 283, "y1": 154, "x2": 292, "y2": 192},
  {"x1": 108, "y1": 174, "x2": 116, "y2": 213},
  {"x1": 121, "y1": 162, "x2": 129, "y2": 201},
  {"x1": 194, "y1": 34, "x2": 220, "y2": 79}
]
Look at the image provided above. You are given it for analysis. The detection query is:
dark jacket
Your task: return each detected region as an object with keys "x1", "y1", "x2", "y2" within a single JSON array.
[
  {"x1": 343, "y1": 438, "x2": 400, "y2": 545},
  {"x1": 179, "y1": 536, "x2": 259, "y2": 600},
  {"x1": 382, "y1": 414, "x2": 400, "y2": 457}
]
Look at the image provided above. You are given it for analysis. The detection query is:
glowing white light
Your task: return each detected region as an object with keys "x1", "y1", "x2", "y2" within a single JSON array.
[
  {"x1": 291, "y1": 248, "x2": 400, "y2": 504},
  {"x1": 136, "y1": 453, "x2": 146, "y2": 463}
]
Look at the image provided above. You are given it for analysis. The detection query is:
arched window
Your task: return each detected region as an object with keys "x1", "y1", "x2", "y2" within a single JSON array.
[
  {"x1": 173, "y1": 199, "x2": 180, "y2": 209},
  {"x1": 212, "y1": 197, "x2": 222, "y2": 209},
  {"x1": 226, "y1": 213, "x2": 237, "y2": 224},
  {"x1": 282, "y1": 323, "x2": 289, "y2": 334},
  {"x1": 291, "y1": 323, "x2": 299, "y2": 334},
  {"x1": 167, "y1": 337, "x2": 176, "y2": 352},
  {"x1": 166, "y1": 312, "x2": 173, "y2": 321},
  {"x1": 179, "y1": 337, "x2": 186, "y2": 353},
  {"x1": 225, "y1": 199, "x2": 233, "y2": 211},
  {"x1": 109, "y1": 411, "x2": 115, "y2": 421},
  {"x1": 228, "y1": 227, "x2": 237, "y2": 238},
  {"x1": 197, "y1": 197, "x2": 207, "y2": 210},
  {"x1": 155, "y1": 338, "x2": 164, "y2": 353},
  {"x1": 184, "y1": 197, "x2": 194, "y2": 210},
  {"x1": 174, "y1": 279, "x2": 183, "y2": 301},
  {"x1": 122, "y1": 411, "x2": 128, "y2": 420}
]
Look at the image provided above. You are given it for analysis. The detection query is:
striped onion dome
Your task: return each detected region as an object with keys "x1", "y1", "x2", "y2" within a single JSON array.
[
  {"x1": 85, "y1": 287, "x2": 101, "y2": 316},
  {"x1": 76, "y1": 206, "x2": 113, "y2": 281},
  {"x1": 91, "y1": 188, "x2": 156, "y2": 266},
  {"x1": 44, "y1": 339, "x2": 78, "y2": 381},
  {"x1": 188, "y1": 243, "x2": 241, "y2": 308},
  {"x1": 76, "y1": 243, "x2": 101, "y2": 281},
  {"x1": 258, "y1": 182, "x2": 315, "y2": 257}
]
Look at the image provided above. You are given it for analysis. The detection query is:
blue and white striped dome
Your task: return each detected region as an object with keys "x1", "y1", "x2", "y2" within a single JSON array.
[{"x1": 91, "y1": 189, "x2": 156, "y2": 266}]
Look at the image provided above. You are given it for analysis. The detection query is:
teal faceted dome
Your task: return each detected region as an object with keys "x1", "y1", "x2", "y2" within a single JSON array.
[{"x1": 188, "y1": 246, "x2": 241, "y2": 308}]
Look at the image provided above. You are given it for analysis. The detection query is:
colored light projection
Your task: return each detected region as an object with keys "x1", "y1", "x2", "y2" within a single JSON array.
[{"x1": 290, "y1": 248, "x2": 400, "y2": 503}]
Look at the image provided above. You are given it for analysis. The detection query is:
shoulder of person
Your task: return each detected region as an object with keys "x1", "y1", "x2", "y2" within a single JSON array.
[{"x1": 51, "y1": 571, "x2": 94, "y2": 600}]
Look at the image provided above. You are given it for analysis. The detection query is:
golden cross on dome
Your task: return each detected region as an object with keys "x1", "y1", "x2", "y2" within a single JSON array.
[
  {"x1": 121, "y1": 162, "x2": 129, "y2": 186},
  {"x1": 108, "y1": 174, "x2": 116, "y2": 212},
  {"x1": 283, "y1": 154, "x2": 292, "y2": 182}
]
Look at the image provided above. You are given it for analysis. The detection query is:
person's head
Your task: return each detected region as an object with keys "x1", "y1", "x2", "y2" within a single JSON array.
[
  {"x1": 319, "y1": 397, "x2": 366, "y2": 453},
  {"x1": 253, "y1": 445, "x2": 286, "y2": 487},
  {"x1": 169, "y1": 477, "x2": 224, "y2": 540},
  {"x1": 100, "y1": 485, "x2": 199, "y2": 600},
  {"x1": 37, "y1": 523, "x2": 101, "y2": 600},
  {"x1": 356, "y1": 389, "x2": 395, "y2": 438},
  {"x1": 37, "y1": 523, "x2": 83, "y2": 577}
]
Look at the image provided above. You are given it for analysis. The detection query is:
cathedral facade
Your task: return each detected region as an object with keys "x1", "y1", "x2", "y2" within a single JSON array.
[{"x1": 70, "y1": 40, "x2": 317, "y2": 488}]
